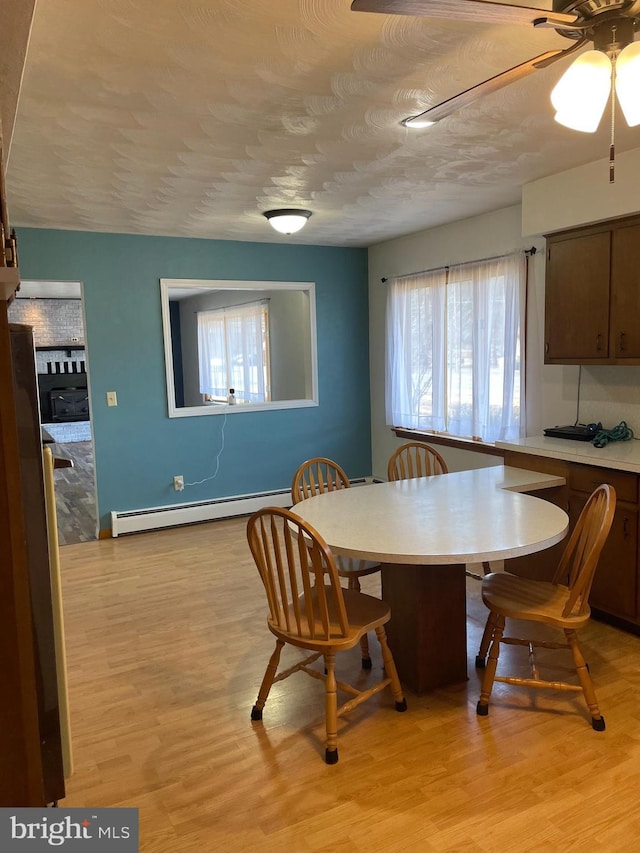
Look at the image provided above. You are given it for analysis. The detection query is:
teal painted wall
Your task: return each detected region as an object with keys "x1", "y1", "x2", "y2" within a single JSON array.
[{"x1": 17, "y1": 229, "x2": 371, "y2": 530}]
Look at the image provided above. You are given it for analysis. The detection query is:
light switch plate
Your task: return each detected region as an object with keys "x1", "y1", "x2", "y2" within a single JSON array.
[{"x1": 106, "y1": 391, "x2": 118, "y2": 407}]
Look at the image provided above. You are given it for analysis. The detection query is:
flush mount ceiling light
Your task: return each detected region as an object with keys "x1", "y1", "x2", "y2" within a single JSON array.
[{"x1": 263, "y1": 209, "x2": 312, "y2": 235}]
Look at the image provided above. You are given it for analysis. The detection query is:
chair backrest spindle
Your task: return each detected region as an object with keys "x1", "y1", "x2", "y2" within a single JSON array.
[
  {"x1": 387, "y1": 442, "x2": 448, "y2": 482},
  {"x1": 247, "y1": 507, "x2": 351, "y2": 643},
  {"x1": 552, "y1": 484, "x2": 616, "y2": 618},
  {"x1": 291, "y1": 457, "x2": 351, "y2": 505}
]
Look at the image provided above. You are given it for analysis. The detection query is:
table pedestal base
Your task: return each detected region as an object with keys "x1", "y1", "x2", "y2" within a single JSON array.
[{"x1": 381, "y1": 563, "x2": 468, "y2": 696}]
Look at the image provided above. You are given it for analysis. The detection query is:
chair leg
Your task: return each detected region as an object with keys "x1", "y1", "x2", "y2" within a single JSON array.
[
  {"x1": 565, "y1": 628, "x2": 606, "y2": 731},
  {"x1": 251, "y1": 638, "x2": 284, "y2": 721},
  {"x1": 476, "y1": 610, "x2": 500, "y2": 669},
  {"x1": 374, "y1": 625, "x2": 407, "y2": 711},
  {"x1": 348, "y1": 575, "x2": 372, "y2": 669},
  {"x1": 476, "y1": 613, "x2": 504, "y2": 716},
  {"x1": 324, "y1": 651, "x2": 339, "y2": 764},
  {"x1": 465, "y1": 561, "x2": 492, "y2": 582},
  {"x1": 359, "y1": 634, "x2": 372, "y2": 669}
]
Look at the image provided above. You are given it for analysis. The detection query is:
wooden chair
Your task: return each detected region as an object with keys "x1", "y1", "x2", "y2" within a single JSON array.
[
  {"x1": 387, "y1": 441, "x2": 448, "y2": 481},
  {"x1": 291, "y1": 457, "x2": 381, "y2": 668},
  {"x1": 247, "y1": 507, "x2": 407, "y2": 764},
  {"x1": 387, "y1": 441, "x2": 491, "y2": 580},
  {"x1": 475, "y1": 483, "x2": 616, "y2": 730}
]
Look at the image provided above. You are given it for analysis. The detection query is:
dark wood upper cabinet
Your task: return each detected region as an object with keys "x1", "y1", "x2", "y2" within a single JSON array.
[
  {"x1": 544, "y1": 214, "x2": 640, "y2": 365},
  {"x1": 545, "y1": 229, "x2": 611, "y2": 362},
  {"x1": 610, "y1": 223, "x2": 640, "y2": 359}
]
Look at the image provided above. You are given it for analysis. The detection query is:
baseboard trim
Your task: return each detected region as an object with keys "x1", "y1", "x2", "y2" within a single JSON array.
[
  {"x1": 109, "y1": 477, "x2": 372, "y2": 537},
  {"x1": 110, "y1": 488, "x2": 293, "y2": 537}
]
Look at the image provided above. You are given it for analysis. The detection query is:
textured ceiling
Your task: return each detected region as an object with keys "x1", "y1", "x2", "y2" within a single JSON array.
[{"x1": 4, "y1": 0, "x2": 640, "y2": 247}]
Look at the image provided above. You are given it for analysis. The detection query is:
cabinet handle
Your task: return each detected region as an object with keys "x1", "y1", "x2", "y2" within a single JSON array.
[
  {"x1": 545, "y1": 342, "x2": 549, "y2": 354},
  {"x1": 623, "y1": 516, "x2": 630, "y2": 538},
  {"x1": 619, "y1": 331, "x2": 626, "y2": 352},
  {"x1": 596, "y1": 333, "x2": 603, "y2": 352}
]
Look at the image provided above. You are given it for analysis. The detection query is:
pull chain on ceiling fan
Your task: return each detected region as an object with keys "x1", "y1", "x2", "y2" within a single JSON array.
[
  {"x1": 351, "y1": 0, "x2": 640, "y2": 182},
  {"x1": 550, "y1": 19, "x2": 640, "y2": 180}
]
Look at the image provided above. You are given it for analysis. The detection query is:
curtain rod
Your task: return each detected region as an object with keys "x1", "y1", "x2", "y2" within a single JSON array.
[
  {"x1": 380, "y1": 246, "x2": 537, "y2": 283},
  {"x1": 193, "y1": 297, "x2": 269, "y2": 312}
]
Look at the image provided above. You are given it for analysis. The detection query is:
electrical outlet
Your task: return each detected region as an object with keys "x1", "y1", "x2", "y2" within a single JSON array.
[{"x1": 173, "y1": 475, "x2": 184, "y2": 491}]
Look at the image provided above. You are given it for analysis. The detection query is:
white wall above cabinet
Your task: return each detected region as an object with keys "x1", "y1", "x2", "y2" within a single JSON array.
[{"x1": 522, "y1": 146, "x2": 640, "y2": 238}]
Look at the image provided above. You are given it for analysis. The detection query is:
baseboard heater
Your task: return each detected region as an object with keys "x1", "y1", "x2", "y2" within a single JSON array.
[
  {"x1": 111, "y1": 488, "x2": 291, "y2": 537},
  {"x1": 110, "y1": 478, "x2": 370, "y2": 537}
]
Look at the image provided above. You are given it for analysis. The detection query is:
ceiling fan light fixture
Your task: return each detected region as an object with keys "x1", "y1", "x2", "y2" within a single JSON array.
[
  {"x1": 615, "y1": 41, "x2": 640, "y2": 127},
  {"x1": 401, "y1": 116, "x2": 436, "y2": 129},
  {"x1": 263, "y1": 209, "x2": 312, "y2": 235},
  {"x1": 550, "y1": 50, "x2": 612, "y2": 133}
]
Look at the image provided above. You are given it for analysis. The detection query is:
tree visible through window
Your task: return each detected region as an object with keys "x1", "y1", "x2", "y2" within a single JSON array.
[
  {"x1": 385, "y1": 253, "x2": 525, "y2": 443},
  {"x1": 197, "y1": 301, "x2": 270, "y2": 403}
]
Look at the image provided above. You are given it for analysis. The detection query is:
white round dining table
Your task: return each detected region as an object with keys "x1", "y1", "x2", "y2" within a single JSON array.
[{"x1": 293, "y1": 465, "x2": 569, "y2": 695}]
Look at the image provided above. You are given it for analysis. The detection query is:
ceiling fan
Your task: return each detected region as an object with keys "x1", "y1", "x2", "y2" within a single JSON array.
[{"x1": 351, "y1": 0, "x2": 640, "y2": 177}]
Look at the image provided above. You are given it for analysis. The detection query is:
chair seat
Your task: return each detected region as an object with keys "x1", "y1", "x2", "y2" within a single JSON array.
[
  {"x1": 270, "y1": 586, "x2": 391, "y2": 651},
  {"x1": 335, "y1": 556, "x2": 381, "y2": 579},
  {"x1": 482, "y1": 572, "x2": 591, "y2": 629}
]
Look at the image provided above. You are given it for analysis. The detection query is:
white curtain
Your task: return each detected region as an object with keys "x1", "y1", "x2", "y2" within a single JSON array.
[
  {"x1": 198, "y1": 311, "x2": 227, "y2": 398},
  {"x1": 386, "y1": 253, "x2": 525, "y2": 442},
  {"x1": 385, "y1": 270, "x2": 447, "y2": 432},
  {"x1": 197, "y1": 301, "x2": 269, "y2": 403}
]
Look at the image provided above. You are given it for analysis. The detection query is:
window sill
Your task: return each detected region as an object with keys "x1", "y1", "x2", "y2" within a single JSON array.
[{"x1": 392, "y1": 427, "x2": 505, "y2": 458}]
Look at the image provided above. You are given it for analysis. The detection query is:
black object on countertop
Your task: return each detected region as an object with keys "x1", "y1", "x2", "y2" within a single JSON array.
[{"x1": 543, "y1": 422, "x2": 602, "y2": 441}]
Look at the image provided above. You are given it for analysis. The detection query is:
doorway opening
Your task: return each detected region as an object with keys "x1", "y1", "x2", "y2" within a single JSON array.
[{"x1": 9, "y1": 280, "x2": 97, "y2": 544}]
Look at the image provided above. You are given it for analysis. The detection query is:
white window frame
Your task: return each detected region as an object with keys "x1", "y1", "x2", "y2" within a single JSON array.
[{"x1": 160, "y1": 279, "x2": 319, "y2": 418}]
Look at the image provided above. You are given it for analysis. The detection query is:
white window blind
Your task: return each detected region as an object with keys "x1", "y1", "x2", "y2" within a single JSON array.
[
  {"x1": 197, "y1": 301, "x2": 270, "y2": 403},
  {"x1": 386, "y1": 253, "x2": 525, "y2": 443}
]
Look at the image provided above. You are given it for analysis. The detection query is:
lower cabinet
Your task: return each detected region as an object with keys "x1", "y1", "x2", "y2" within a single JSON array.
[
  {"x1": 570, "y1": 493, "x2": 638, "y2": 620},
  {"x1": 504, "y1": 451, "x2": 640, "y2": 629}
]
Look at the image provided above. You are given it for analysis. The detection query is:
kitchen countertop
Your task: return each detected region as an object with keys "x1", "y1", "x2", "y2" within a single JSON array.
[{"x1": 496, "y1": 435, "x2": 640, "y2": 474}]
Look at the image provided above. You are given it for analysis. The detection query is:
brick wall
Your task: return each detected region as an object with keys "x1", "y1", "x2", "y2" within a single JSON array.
[
  {"x1": 9, "y1": 298, "x2": 84, "y2": 344},
  {"x1": 9, "y1": 298, "x2": 85, "y2": 373}
]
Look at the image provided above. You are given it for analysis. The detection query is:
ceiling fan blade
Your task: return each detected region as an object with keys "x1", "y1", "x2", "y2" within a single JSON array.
[
  {"x1": 351, "y1": 0, "x2": 579, "y2": 26},
  {"x1": 404, "y1": 40, "x2": 585, "y2": 124}
]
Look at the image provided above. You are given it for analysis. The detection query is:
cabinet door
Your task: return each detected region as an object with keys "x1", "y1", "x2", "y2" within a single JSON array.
[
  {"x1": 570, "y1": 494, "x2": 638, "y2": 622},
  {"x1": 545, "y1": 231, "x2": 611, "y2": 362},
  {"x1": 610, "y1": 223, "x2": 640, "y2": 358}
]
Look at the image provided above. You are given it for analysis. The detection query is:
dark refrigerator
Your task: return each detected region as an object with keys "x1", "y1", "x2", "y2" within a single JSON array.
[{"x1": 3, "y1": 323, "x2": 66, "y2": 805}]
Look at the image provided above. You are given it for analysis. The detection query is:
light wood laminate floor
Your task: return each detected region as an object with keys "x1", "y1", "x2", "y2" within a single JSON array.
[{"x1": 59, "y1": 517, "x2": 640, "y2": 852}]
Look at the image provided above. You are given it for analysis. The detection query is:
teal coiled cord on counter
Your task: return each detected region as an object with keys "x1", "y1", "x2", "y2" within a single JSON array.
[{"x1": 592, "y1": 421, "x2": 634, "y2": 448}]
